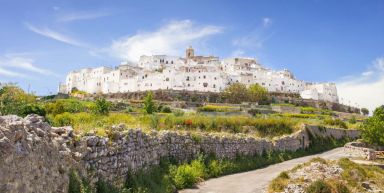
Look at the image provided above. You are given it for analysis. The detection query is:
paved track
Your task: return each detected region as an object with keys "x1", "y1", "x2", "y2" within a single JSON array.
[{"x1": 180, "y1": 147, "x2": 349, "y2": 193}]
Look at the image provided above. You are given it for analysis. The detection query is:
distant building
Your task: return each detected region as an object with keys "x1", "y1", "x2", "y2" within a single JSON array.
[{"x1": 59, "y1": 47, "x2": 339, "y2": 103}]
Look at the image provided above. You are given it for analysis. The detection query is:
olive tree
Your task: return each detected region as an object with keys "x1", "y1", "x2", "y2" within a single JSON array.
[{"x1": 361, "y1": 105, "x2": 384, "y2": 146}]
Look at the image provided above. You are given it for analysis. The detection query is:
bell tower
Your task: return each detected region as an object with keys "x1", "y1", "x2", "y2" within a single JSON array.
[{"x1": 186, "y1": 46, "x2": 194, "y2": 59}]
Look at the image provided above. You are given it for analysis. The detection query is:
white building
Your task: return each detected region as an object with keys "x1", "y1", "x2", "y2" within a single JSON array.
[{"x1": 59, "y1": 47, "x2": 339, "y2": 103}]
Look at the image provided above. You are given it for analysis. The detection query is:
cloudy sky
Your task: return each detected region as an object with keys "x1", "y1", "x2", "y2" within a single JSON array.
[{"x1": 0, "y1": 0, "x2": 383, "y2": 111}]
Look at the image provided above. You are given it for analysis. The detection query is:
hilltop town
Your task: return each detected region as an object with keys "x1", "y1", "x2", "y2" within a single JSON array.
[{"x1": 59, "y1": 47, "x2": 339, "y2": 103}]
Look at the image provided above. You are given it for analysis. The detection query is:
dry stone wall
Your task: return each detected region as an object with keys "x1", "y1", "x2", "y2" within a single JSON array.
[{"x1": 0, "y1": 115, "x2": 361, "y2": 192}]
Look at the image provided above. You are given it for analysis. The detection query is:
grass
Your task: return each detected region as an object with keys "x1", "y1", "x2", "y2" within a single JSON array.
[
  {"x1": 47, "y1": 112, "x2": 302, "y2": 138},
  {"x1": 269, "y1": 157, "x2": 384, "y2": 193},
  {"x1": 338, "y1": 158, "x2": 384, "y2": 191}
]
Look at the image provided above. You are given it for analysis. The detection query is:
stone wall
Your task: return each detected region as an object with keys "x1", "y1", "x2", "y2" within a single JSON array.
[
  {"x1": 0, "y1": 115, "x2": 361, "y2": 192},
  {"x1": 344, "y1": 141, "x2": 377, "y2": 160}
]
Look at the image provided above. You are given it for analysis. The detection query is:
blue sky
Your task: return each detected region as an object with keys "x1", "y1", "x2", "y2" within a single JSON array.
[{"x1": 0, "y1": 0, "x2": 383, "y2": 110}]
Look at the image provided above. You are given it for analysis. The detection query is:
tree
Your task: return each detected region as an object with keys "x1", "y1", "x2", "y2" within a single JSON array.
[
  {"x1": 361, "y1": 105, "x2": 384, "y2": 146},
  {"x1": 143, "y1": 91, "x2": 156, "y2": 114},
  {"x1": 93, "y1": 98, "x2": 111, "y2": 115},
  {"x1": 0, "y1": 86, "x2": 36, "y2": 116},
  {"x1": 361, "y1": 108, "x2": 369, "y2": 116},
  {"x1": 222, "y1": 83, "x2": 249, "y2": 104},
  {"x1": 247, "y1": 83, "x2": 268, "y2": 103}
]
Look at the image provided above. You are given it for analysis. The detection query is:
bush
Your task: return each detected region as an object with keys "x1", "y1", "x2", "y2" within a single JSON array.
[
  {"x1": 361, "y1": 105, "x2": 384, "y2": 146},
  {"x1": 20, "y1": 103, "x2": 46, "y2": 117},
  {"x1": 248, "y1": 109, "x2": 261, "y2": 116},
  {"x1": 68, "y1": 170, "x2": 91, "y2": 193},
  {"x1": 198, "y1": 105, "x2": 237, "y2": 112},
  {"x1": 143, "y1": 92, "x2": 156, "y2": 114},
  {"x1": 170, "y1": 158, "x2": 205, "y2": 189},
  {"x1": 150, "y1": 114, "x2": 159, "y2": 129},
  {"x1": 361, "y1": 108, "x2": 369, "y2": 116},
  {"x1": 306, "y1": 180, "x2": 332, "y2": 193},
  {"x1": 0, "y1": 86, "x2": 36, "y2": 116},
  {"x1": 161, "y1": 106, "x2": 172, "y2": 113},
  {"x1": 173, "y1": 109, "x2": 185, "y2": 117},
  {"x1": 92, "y1": 98, "x2": 111, "y2": 115},
  {"x1": 45, "y1": 99, "x2": 91, "y2": 115},
  {"x1": 348, "y1": 116, "x2": 356, "y2": 124},
  {"x1": 323, "y1": 118, "x2": 347, "y2": 129}
]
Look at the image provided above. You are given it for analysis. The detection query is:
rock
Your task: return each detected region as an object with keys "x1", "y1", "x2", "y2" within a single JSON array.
[
  {"x1": 362, "y1": 182, "x2": 371, "y2": 190},
  {"x1": 86, "y1": 136, "x2": 99, "y2": 147},
  {"x1": 24, "y1": 114, "x2": 44, "y2": 123}
]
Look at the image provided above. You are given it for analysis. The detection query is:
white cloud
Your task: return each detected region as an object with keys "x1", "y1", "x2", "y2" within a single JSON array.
[
  {"x1": 0, "y1": 55, "x2": 58, "y2": 77},
  {"x1": 262, "y1": 17, "x2": 272, "y2": 27},
  {"x1": 25, "y1": 23, "x2": 86, "y2": 47},
  {"x1": 109, "y1": 20, "x2": 222, "y2": 62},
  {"x1": 337, "y1": 57, "x2": 384, "y2": 112},
  {"x1": 58, "y1": 10, "x2": 111, "y2": 22},
  {"x1": 231, "y1": 17, "x2": 273, "y2": 53},
  {"x1": 0, "y1": 67, "x2": 25, "y2": 77}
]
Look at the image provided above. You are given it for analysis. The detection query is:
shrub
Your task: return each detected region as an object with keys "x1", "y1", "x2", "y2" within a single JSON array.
[
  {"x1": 222, "y1": 83, "x2": 249, "y2": 104},
  {"x1": 150, "y1": 114, "x2": 159, "y2": 129},
  {"x1": 173, "y1": 109, "x2": 185, "y2": 117},
  {"x1": 306, "y1": 180, "x2": 332, "y2": 193},
  {"x1": 268, "y1": 171, "x2": 290, "y2": 192},
  {"x1": 45, "y1": 99, "x2": 91, "y2": 115},
  {"x1": 92, "y1": 98, "x2": 111, "y2": 115},
  {"x1": 143, "y1": 91, "x2": 156, "y2": 114},
  {"x1": 248, "y1": 108, "x2": 261, "y2": 116},
  {"x1": 169, "y1": 159, "x2": 205, "y2": 189},
  {"x1": 361, "y1": 105, "x2": 384, "y2": 146},
  {"x1": 348, "y1": 116, "x2": 356, "y2": 124},
  {"x1": 323, "y1": 118, "x2": 347, "y2": 129},
  {"x1": 68, "y1": 170, "x2": 91, "y2": 193},
  {"x1": 161, "y1": 106, "x2": 172, "y2": 113},
  {"x1": 50, "y1": 112, "x2": 73, "y2": 126},
  {"x1": 0, "y1": 86, "x2": 36, "y2": 116},
  {"x1": 301, "y1": 107, "x2": 316, "y2": 114},
  {"x1": 247, "y1": 83, "x2": 268, "y2": 103},
  {"x1": 198, "y1": 105, "x2": 237, "y2": 112},
  {"x1": 361, "y1": 108, "x2": 369, "y2": 116},
  {"x1": 20, "y1": 103, "x2": 46, "y2": 117}
]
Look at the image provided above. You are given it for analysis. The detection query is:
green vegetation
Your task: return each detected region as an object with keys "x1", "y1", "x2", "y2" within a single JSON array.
[
  {"x1": 338, "y1": 158, "x2": 384, "y2": 192},
  {"x1": 300, "y1": 107, "x2": 334, "y2": 116},
  {"x1": 93, "y1": 98, "x2": 111, "y2": 115},
  {"x1": 361, "y1": 108, "x2": 369, "y2": 116},
  {"x1": 361, "y1": 105, "x2": 384, "y2": 146},
  {"x1": 269, "y1": 157, "x2": 384, "y2": 193},
  {"x1": 143, "y1": 91, "x2": 156, "y2": 114},
  {"x1": 0, "y1": 86, "x2": 36, "y2": 116},
  {"x1": 197, "y1": 105, "x2": 239, "y2": 112},
  {"x1": 222, "y1": 83, "x2": 269, "y2": 104},
  {"x1": 268, "y1": 172, "x2": 290, "y2": 192},
  {"x1": 70, "y1": 135, "x2": 349, "y2": 193},
  {"x1": 305, "y1": 180, "x2": 332, "y2": 193},
  {"x1": 323, "y1": 118, "x2": 348, "y2": 129}
]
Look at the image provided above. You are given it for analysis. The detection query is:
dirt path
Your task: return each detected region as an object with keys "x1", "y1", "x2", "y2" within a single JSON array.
[{"x1": 180, "y1": 147, "x2": 349, "y2": 193}]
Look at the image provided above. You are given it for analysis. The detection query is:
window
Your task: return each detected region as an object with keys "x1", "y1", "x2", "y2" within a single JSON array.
[
  {"x1": 203, "y1": 83, "x2": 208, "y2": 87},
  {"x1": 186, "y1": 76, "x2": 190, "y2": 81},
  {"x1": 166, "y1": 78, "x2": 169, "y2": 81},
  {"x1": 203, "y1": 75, "x2": 206, "y2": 79},
  {"x1": 213, "y1": 84, "x2": 216, "y2": 88}
]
